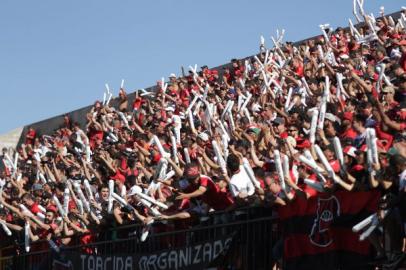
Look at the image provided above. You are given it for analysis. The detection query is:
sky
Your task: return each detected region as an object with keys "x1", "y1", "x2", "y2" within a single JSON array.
[{"x1": 0, "y1": 0, "x2": 403, "y2": 134}]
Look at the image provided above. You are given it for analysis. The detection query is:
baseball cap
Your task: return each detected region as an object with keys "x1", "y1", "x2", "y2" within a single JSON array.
[
  {"x1": 325, "y1": 113, "x2": 340, "y2": 124},
  {"x1": 360, "y1": 144, "x2": 368, "y2": 152},
  {"x1": 32, "y1": 183, "x2": 43, "y2": 191},
  {"x1": 127, "y1": 185, "x2": 142, "y2": 196},
  {"x1": 343, "y1": 112, "x2": 353, "y2": 122},
  {"x1": 169, "y1": 73, "x2": 176, "y2": 78},
  {"x1": 296, "y1": 137, "x2": 311, "y2": 149},
  {"x1": 46, "y1": 205, "x2": 58, "y2": 214},
  {"x1": 183, "y1": 163, "x2": 200, "y2": 180},
  {"x1": 247, "y1": 125, "x2": 261, "y2": 135},
  {"x1": 343, "y1": 146, "x2": 357, "y2": 158},
  {"x1": 197, "y1": 132, "x2": 209, "y2": 142},
  {"x1": 273, "y1": 117, "x2": 285, "y2": 125}
]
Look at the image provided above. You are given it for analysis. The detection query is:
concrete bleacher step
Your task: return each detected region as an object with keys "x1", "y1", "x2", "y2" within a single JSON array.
[{"x1": 0, "y1": 127, "x2": 23, "y2": 150}]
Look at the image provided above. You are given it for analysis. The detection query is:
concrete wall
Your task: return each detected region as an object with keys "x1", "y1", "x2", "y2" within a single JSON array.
[{"x1": 0, "y1": 127, "x2": 23, "y2": 150}]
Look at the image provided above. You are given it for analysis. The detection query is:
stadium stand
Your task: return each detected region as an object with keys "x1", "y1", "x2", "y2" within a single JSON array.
[{"x1": 0, "y1": 4, "x2": 405, "y2": 270}]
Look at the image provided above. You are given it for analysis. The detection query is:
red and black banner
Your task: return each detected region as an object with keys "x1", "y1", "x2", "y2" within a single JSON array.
[{"x1": 278, "y1": 190, "x2": 380, "y2": 270}]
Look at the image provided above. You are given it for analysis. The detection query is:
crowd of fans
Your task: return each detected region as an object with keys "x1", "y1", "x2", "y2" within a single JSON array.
[{"x1": 0, "y1": 3, "x2": 405, "y2": 268}]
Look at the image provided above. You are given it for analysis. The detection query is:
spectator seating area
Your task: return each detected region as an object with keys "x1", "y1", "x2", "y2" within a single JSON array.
[{"x1": 0, "y1": 3, "x2": 405, "y2": 269}]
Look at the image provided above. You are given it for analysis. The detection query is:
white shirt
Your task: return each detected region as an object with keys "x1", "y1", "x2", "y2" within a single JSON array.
[
  {"x1": 76, "y1": 129, "x2": 89, "y2": 145},
  {"x1": 229, "y1": 166, "x2": 255, "y2": 198},
  {"x1": 172, "y1": 115, "x2": 182, "y2": 128}
]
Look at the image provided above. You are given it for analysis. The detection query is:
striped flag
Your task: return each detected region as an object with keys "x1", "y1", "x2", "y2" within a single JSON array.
[{"x1": 278, "y1": 190, "x2": 380, "y2": 270}]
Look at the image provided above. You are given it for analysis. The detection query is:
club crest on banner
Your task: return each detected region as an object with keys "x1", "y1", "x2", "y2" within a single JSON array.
[{"x1": 309, "y1": 196, "x2": 340, "y2": 247}]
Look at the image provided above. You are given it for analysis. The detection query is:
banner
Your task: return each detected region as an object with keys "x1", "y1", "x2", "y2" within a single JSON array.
[
  {"x1": 52, "y1": 233, "x2": 234, "y2": 270},
  {"x1": 278, "y1": 190, "x2": 380, "y2": 270}
]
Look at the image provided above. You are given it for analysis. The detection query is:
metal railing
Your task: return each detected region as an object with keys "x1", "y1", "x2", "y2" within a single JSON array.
[{"x1": 3, "y1": 206, "x2": 279, "y2": 270}]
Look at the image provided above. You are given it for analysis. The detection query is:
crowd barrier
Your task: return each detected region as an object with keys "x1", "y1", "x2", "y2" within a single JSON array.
[{"x1": 3, "y1": 207, "x2": 278, "y2": 270}]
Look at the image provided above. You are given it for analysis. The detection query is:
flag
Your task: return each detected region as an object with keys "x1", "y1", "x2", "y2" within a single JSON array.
[{"x1": 278, "y1": 190, "x2": 380, "y2": 270}]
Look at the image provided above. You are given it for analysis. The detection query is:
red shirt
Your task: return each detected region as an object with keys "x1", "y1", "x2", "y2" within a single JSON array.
[
  {"x1": 88, "y1": 128, "x2": 103, "y2": 149},
  {"x1": 39, "y1": 223, "x2": 57, "y2": 238},
  {"x1": 192, "y1": 175, "x2": 234, "y2": 211},
  {"x1": 125, "y1": 167, "x2": 139, "y2": 177},
  {"x1": 25, "y1": 130, "x2": 36, "y2": 145},
  {"x1": 294, "y1": 64, "x2": 304, "y2": 78},
  {"x1": 30, "y1": 203, "x2": 41, "y2": 214},
  {"x1": 78, "y1": 225, "x2": 94, "y2": 254},
  {"x1": 179, "y1": 89, "x2": 190, "y2": 105},
  {"x1": 299, "y1": 173, "x2": 318, "y2": 198},
  {"x1": 32, "y1": 223, "x2": 58, "y2": 252},
  {"x1": 329, "y1": 160, "x2": 340, "y2": 173},
  {"x1": 133, "y1": 97, "x2": 142, "y2": 111},
  {"x1": 375, "y1": 124, "x2": 393, "y2": 150},
  {"x1": 111, "y1": 169, "x2": 126, "y2": 184},
  {"x1": 340, "y1": 127, "x2": 357, "y2": 140}
]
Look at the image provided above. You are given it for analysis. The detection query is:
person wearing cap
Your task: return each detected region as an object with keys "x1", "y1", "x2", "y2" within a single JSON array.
[
  {"x1": 340, "y1": 111, "x2": 357, "y2": 141},
  {"x1": 382, "y1": 85, "x2": 396, "y2": 108},
  {"x1": 272, "y1": 117, "x2": 287, "y2": 136},
  {"x1": 25, "y1": 127, "x2": 36, "y2": 146},
  {"x1": 375, "y1": 87, "x2": 406, "y2": 132},
  {"x1": 187, "y1": 134, "x2": 210, "y2": 164},
  {"x1": 32, "y1": 183, "x2": 43, "y2": 195},
  {"x1": 196, "y1": 132, "x2": 209, "y2": 147},
  {"x1": 321, "y1": 115, "x2": 339, "y2": 143},
  {"x1": 342, "y1": 146, "x2": 364, "y2": 183},
  {"x1": 175, "y1": 163, "x2": 233, "y2": 211},
  {"x1": 169, "y1": 73, "x2": 177, "y2": 82}
]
